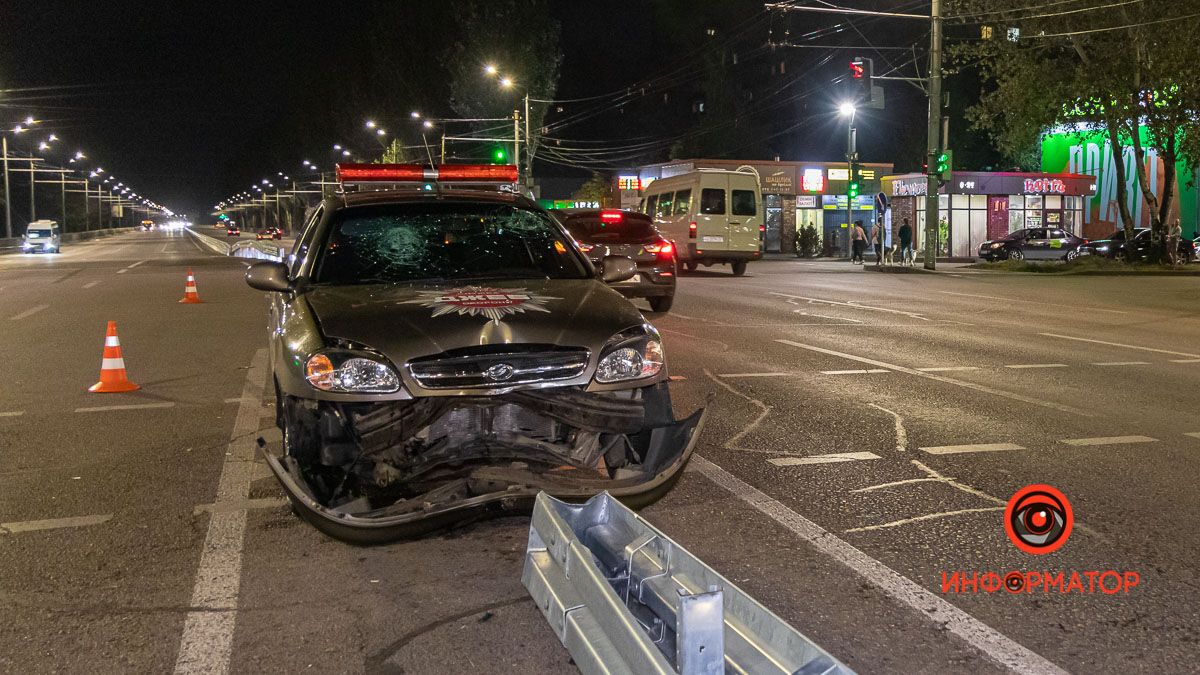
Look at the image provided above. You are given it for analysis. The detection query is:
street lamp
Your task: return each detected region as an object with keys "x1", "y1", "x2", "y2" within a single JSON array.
[
  {"x1": 484, "y1": 64, "x2": 498, "y2": 76},
  {"x1": 838, "y1": 102, "x2": 858, "y2": 259}
]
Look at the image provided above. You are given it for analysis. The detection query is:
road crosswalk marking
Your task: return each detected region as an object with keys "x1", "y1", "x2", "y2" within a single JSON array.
[
  {"x1": 1059, "y1": 435, "x2": 1158, "y2": 446},
  {"x1": 920, "y1": 443, "x2": 1026, "y2": 455},
  {"x1": 769, "y1": 451, "x2": 881, "y2": 466}
]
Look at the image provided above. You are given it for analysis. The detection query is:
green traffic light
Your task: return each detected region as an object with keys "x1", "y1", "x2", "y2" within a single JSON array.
[{"x1": 492, "y1": 147, "x2": 507, "y2": 163}]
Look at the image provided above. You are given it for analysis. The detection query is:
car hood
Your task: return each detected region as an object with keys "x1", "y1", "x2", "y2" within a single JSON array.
[{"x1": 302, "y1": 278, "x2": 646, "y2": 365}]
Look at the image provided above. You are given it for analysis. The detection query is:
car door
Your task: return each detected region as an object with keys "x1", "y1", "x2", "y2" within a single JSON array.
[
  {"x1": 728, "y1": 180, "x2": 762, "y2": 254},
  {"x1": 696, "y1": 181, "x2": 728, "y2": 251},
  {"x1": 1047, "y1": 228, "x2": 1070, "y2": 259},
  {"x1": 1023, "y1": 228, "x2": 1049, "y2": 259}
]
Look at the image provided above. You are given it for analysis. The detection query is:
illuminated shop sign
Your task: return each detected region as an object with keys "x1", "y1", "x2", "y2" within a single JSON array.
[
  {"x1": 827, "y1": 168, "x2": 849, "y2": 180},
  {"x1": 893, "y1": 180, "x2": 927, "y2": 197},
  {"x1": 1024, "y1": 178, "x2": 1066, "y2": 194},
  {"x1": 802, "y1": 168, "x2": 825, "y2": 192},
  {"x1": 617, "y1": 175, "x2": 640, "y2": 190}
]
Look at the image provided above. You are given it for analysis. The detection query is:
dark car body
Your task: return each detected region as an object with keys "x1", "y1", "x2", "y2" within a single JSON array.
[
  {"x1": 1080, "y1": 228, "x2": 1196, "y2": 262},
  {"x1": 552, "y1": 209, "x2": 677, "y2": 312},
  {"x1": 244, "y1": 186, "x2": 706, "y2": 543},
  {"x1": 226, "y1": 226, "x2": 241, "y2": 237},
  {"x1": 256, "y1": 227, "x2": 283, "y2": 240},
  {"x1": 978, "y1": 227, "x2": 1087, "y2": 262}
]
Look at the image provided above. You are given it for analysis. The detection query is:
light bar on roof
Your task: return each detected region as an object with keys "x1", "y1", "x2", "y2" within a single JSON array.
[{"x1": 335, "y1": 163, "x2": 519, "y2": 184}]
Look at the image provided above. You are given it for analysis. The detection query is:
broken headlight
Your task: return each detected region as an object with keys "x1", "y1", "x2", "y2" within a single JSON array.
[
  {"x1": 595, "y1": 325, "x2": 664, "y2": 383},
  {"x1": 305, "y1": 350, "x2": 401, "y2": 393}
]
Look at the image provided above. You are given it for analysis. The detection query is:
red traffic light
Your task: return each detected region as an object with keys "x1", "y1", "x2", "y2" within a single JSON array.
[{"x1": 850, "y1": 61, "x2": 865, "y2": 79}]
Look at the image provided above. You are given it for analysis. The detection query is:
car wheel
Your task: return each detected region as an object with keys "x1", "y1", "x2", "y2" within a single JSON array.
[
  {"x1": 684, "y1": 261, "x2": 697, "y2": 272},
  {"x1": 649, "y1": 294, "x2": 674, "y2": 313},
  {"x1": 1065, "y1": 249, "x2": 1079, "y2": 262},
  {"x1": 731, "y1": 261, "x2": 748, "y2": 276},
  {"x1": 1008, "y1": 249, "x2": 1024, "y2": 261}
]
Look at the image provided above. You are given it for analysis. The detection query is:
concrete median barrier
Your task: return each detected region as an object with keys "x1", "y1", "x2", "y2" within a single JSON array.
[{"x1": 186, "y1": 228, "x2": 288, "y2": 262}]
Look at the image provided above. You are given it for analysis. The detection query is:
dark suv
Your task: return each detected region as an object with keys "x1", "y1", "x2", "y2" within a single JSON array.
[
  {"x1": 552, "y1": 209, "x2": 677, "y2": 313},
  {"x1": 978, "y1": 227, "x2": 1087, "y2": 262}
]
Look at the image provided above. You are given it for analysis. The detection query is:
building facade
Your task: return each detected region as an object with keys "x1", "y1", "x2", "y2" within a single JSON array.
[{"x1": 617, "y1": 158, "x2": 894, "y2": 255}]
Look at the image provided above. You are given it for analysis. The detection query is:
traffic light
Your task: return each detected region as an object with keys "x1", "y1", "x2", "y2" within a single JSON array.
[
  {"x1": 847, "y1": 162, "x2": 861, "y2": 201},
  {"x1": 935, "y1": 149, "x2": 953, "y2": 183},
  {"x1": 849, "y1": 57, "x2": 873, "y2": 101},
  {"x1": 491, "y1": 146, "x2": 508, "y2": 164}
]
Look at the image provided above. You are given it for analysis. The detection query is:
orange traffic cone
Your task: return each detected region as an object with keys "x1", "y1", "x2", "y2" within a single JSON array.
[
  {"x1": 88, "y1": 321, "x2": 140, "y2": 393},
  {"x1": 179, "y1": 268, "x2": 203, "y2": 304}
]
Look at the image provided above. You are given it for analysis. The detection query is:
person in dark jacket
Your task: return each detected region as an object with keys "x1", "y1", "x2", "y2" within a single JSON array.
[{"x1": 898, "y1": 218, "x2": 914, "y2": 266}]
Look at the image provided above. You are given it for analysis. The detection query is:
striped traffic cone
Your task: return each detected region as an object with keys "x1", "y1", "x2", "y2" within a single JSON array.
[
  {"x1": 88, "y1": 321, "x2": 140, "y2": 393},
  {"x1": 179, "y1": 268, "x2": 203, "y2": 304}
]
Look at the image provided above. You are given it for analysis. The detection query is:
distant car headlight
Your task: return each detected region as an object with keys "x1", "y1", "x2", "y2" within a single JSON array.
[
  {"x1": 595, "y1": 325, "x2": 665, "y2": 383},
  {"x1": 305, "y1": 351, "x2": 400, "y2": 393},
  {"x1": 1095, "y1": 244, "x2": 1110, "y2": 252},
  {"x1": 988, "y1": 242, "x2": 1004, "y2": 249}
]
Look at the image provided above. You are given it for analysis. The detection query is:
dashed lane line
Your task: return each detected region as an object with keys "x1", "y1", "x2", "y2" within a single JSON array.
[
  {"x1": 775, "y1": 339, "x2": 1093, "y2": 417},
  {"x1": 771, "y1": 292, "x2": 933, "y2": 322},
  {"x1": 9, "y1": 304, "x2": 49, "y2": 321},
  {"x1": 688, "y1": 456, "x2": 1068, "y2": 675},
  {"x1": 1039, "y1": 332, "x2": 1200, "y2": 359},
  {"x1": 1185, "y1": 432, "x2": 1200, "y2": 439},
  {"x1": 1003, "y1": 363, "x2": 1068, "y2": 369},
  {"x1": 1169, "y1": 358, "x2": 1200, "y2": 363},
  {"x1": 821, "y1": 368, "x2": 889, "y2": 375},
  {"x1": 768, "y1": 451, "x2": 881, "y2": 466},
  {"x1": 74, "y1": 402, "x2": 175, "y2": 413},
  {"x1": 916, "y1": 366, "x2": 979, "y2": 372},
  {"x1": 920, "y1": 442, "x2": 1026, "y2": 455},
  {"x1": 173, "y1": 349, "x2": 267, "y2": 675},
  {"x1": 83, "y1": 280, "x2": 101, "y2": 289},
  {"x1": 0, "y1": 411, "x2": 25, "y2": 417},
  {"x1": 1093, "y1": 361, "x2": 1151, "y2": 366},
  {"x1": 1059, "y1": 435, "x2": 1158, "y2": 446},
  {"x1": 0, "y1": 514, "x2": 112, "y2": 535},
  {"x1": 937, "y1": 290, "x2": 1129, "y2": 315},
  {"x1": 116, "y1": 260, "x2": 147, "y2": 274},
  {"x1": 718, "y1": 372, "x2": 796, "y2": 378}
]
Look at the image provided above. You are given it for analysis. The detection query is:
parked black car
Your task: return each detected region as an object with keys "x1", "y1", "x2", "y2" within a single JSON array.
[
  {"x1": 1079, "y1": 228, "x2": 1196, "y2": 263},
  {"x1": 552, "y1": 209, "x2": 678, "y2": 312},
  {"x1": 978, "y1": 227, "x2": 1088, "y2": 262}
]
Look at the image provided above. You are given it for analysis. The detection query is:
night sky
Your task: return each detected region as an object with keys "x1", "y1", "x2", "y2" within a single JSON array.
[{"x1": 0, "y1": 1, "x2": 934, "y2": 218}]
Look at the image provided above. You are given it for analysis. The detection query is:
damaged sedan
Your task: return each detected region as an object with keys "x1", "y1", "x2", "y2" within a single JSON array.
[{"x1": 244, "y1": 163, "x2": 707, "y2": 543}]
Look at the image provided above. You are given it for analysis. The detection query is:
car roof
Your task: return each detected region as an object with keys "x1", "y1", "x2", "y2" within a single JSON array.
[
  {"x1": 330, "y1": 189, "x2": 532, "y2": 212},
  {"x1": 554, "y1": 208, "x2": 651, "y2": 220}
]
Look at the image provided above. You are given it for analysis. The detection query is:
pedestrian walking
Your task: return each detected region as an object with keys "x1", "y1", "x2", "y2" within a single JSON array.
[
  {"x1": 1168, "y1": 218, "x2": 1183, "y2": 265},
  {"x1": 851, "y1": 220, "x2": 866, "y2": 264},
  {"x1": 898, "y1": 218, "x2": 914, "y2": 266}
]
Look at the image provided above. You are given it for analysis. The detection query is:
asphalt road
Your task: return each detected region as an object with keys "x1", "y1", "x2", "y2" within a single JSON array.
[{"x1": 1, "y1": 232, "x2": 1197, "y2": 673}]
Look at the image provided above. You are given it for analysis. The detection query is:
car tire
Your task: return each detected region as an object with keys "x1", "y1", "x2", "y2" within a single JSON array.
[
  {"x1": 731, "y1": 261, "x2": 747, "y2": 276},
  {"x1": 649, "y1": 294, "x2": 674, "y2": 313},
  {"x1": 1008, "y1": 249, "x2": 1024, "y2": 261},
  {"x1": 1066, "y1": 249, "x2": 1079, "y2": 262}
]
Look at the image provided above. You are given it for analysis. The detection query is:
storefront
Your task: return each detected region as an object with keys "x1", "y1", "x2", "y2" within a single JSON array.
[
  {"x1": 883, "y1": 171, "x2": 1097, "y2": 259},
  {"x1": 618, "y1": 158, "x2": 893, "y2": 255}
]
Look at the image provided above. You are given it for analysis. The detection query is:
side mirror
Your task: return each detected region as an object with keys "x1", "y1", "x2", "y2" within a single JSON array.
[
  {"x1": 245, "y1": 261, "x2": 292, "y2": 292},
  {"x1": 599, "y1": 255, "x2": 637, "y2": 284}
]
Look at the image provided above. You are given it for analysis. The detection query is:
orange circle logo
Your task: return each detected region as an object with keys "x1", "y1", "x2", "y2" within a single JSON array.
[{"x1": 1004, "y1": 484, "x2": 1073, "y2": 555}]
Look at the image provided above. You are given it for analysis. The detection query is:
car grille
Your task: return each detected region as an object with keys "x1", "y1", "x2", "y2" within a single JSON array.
[{"x1": 407, "y1": 346, "x2": 590, "y2": 389}]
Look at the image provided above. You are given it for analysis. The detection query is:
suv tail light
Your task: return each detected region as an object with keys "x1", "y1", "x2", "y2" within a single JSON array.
[
  {"x1": 599, "y1": 210, "x2": 624, "y2": 223},
  {"x1": 643, "y1": 240, "x2": 675, "y2": 258},
  {"x1": 576, "y1": 242, "x2": 595, "y2": 253},
  {"x1": 688, "y1": 221, "x2": 697, "y2": 239}
]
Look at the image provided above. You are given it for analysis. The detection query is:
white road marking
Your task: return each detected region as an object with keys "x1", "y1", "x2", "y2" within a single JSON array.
[
  {"x1": 718, "y1": 372, "x2": 795, "y2": 378},
  {"x1": 1039, "y1": 332, "x2": 1200, "y2": 358},
  {"x1": 223, "y1": 397, "x2": 253, "y2": 404},
  {"x1": 937, "y1": 290, "x2": 1129, "y2": 314},
  {"x1": 704, "y1": 369, "x2": 773, "y2": 452},
  {"x1": 0, "y1": 513, "x2": 112, "y2": 535},
  {"x1": 1004, "y1": 363, "x2": 1068, "y2": 369},
  {"x1": 821, "y1": 368, "x2": 890, "y2": 375},
  {"x1": 174, "y1": 349, "x2": 267, "y2": 675},
  {"x1": 868, "y1": 402, "x2": 907, "y2": 453},
  {"x1": 83, "y1": 280, "x2": 101, "y2": 289},
  {"x1": 0, "y1": 411, "x2": 25, "y2": 418},
  {"x1": 851, "y1": 477, "x2": 945, "y2": 493},
  {"x1": 768, "y1": 451, "x2": 881, "y2": 466},
  {"x1": 116, "y1": 260, "x2": 147, "y2": 274},
  {"x1": 1093, "y1": 361, "x2": 1150, "y2": 366},
  {"x1": 775, "y1": 339, "x2": 1093, "y2": 416},
  {"x1": 920, "y1": 442, "x2": 1026, "y2": 455},
  {"x1": 1185, "y1": 432, "x2": 1200, "y2": 439},
  {"x1": 193, "y1": 497, "x2": 288, "y2": 515},
  {"x1": 9, "y1": 304, "x2": 49, "y2": 320},
  {"x1": 915, "y1": 366, "x2": 979, "y2": 372},
  {"x1": 1059, "y1": 435, "x2": 1157, "y2": 446},
  {"x1": 660, "y1": 328, "x2": 730, "y2": 351},
  {"x1": 688, "y1": 456, "x2": 1068, "y2": 675},
  {"x1": 772, "y1": 292, "x2": 931, "y2": 321},
  {"x1": 844, "y1": 507, "x2": 1005, "y2": 533},
  {"x1": 1169, "y1": 358, "x2": 1200, "y2": 363},
  {"x1": 74, "y1": 402, "x2": 175, "y2": 413}
]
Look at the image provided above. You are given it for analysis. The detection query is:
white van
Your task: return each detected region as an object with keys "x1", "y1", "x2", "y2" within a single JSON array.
[
  {"x1": 638, "y1": 169, "x2": 762, "y2": 275},
  {"x1": 22, "y1": 220, "x2": 62, "y2": 254}
]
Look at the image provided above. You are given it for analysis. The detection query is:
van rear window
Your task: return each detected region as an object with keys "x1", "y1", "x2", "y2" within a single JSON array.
[
  {"x1": 731, "y1": 190, "x2": 757, "y2": 216},
  {"x1": 700, "y1": 188, "x2": 725, "y2": 215}
]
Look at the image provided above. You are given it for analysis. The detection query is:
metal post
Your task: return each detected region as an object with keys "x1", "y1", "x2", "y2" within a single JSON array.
[
  {"x1": 2, "y1": 136, "x2": 10, "y2": 239},
  {"x1": 923, "y1": 0, "x2": 943, "y2": 270},
  {"x1": 29, "y1": 149, "x2": 36, "y2": 223},
  {"x1": 60, "y1": 170, "x2": 67, "y2": 231},
  {"x1": 524, "y1": 93, "x2": 533, "y2": 192},
  {"x1": 845, "y1": 114, "x2": 855, "y2": 258},
  {"x1": 513, "y1": 110, "x2": 521, "y2": 181},
  {"x1": 440, "y1": 134, "x2": 446, "y2": 164}
]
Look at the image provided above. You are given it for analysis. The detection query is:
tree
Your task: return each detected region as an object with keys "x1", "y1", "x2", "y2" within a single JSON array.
[
  {"x1": 571, "y1": 172, "x2": 612, "y2": 206},
  {"x1": 949, "y1": 0, "x2": 1200, "y2": 260},
  {"x1": 445, "y1": 0, "x2": 561, "y2": 164}
]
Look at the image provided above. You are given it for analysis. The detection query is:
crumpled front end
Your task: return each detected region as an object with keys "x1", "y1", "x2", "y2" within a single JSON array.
[{"x1": 268, "y1": 382, "x2": 706, "y2": 544}]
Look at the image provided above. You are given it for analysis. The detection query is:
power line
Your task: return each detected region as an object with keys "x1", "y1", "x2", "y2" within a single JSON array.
[{"x1": 1025, "y1": 10, "x2": 1200, "y2": 37}]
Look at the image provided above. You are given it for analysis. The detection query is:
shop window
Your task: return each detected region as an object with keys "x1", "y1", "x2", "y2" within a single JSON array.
[
  {"x1": 952, "y1": 194, "x2": 970, "y2": 209},
  {"x1": 1024, "y1": 195, "x2": 1043, "y2": 210},
  {"x1": 1064, "y1": 209, "x2": 1078, "y2": 231},
  {"x1": 939, "y1": 195, "x2": 949, "y2": 209},
  {"x1": 673, "y1": 189, "x2": 692, "y2": 215},
  {"x1": 1045, "y1": 195, "x2": 1062, "y2": 209},
  {"x1": 700, "y1": 188, "x2": 726, "y2": 214},
  {"x1": 732, "y1": 190, "x2": 757, "y2": 216},
  {"x1": 1008, "y1": 208, "x2": 1025, "y2": 232},
  {"x1": 970, "y1": 194, "x2": 987, "y2": 209},
  {"x1": 970, "y1": 210, "x2": 988, "y2": 251}
]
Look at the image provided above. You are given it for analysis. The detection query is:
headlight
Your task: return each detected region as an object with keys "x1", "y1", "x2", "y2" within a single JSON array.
[
  {"x1": 989, "y1": 242, "x2": 1003, "y2": 249},
  {"x1": 1095, "y1": 245, "x2": 1109, "y2": 252},
  {"x1": 595, "y1": 325, "x2": 665, "y2": 383},
  {"x1": 305, "y1": 351, "x2": 400, "y2": 393}
]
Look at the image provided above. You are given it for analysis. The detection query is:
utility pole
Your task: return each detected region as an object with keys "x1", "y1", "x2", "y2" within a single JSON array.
[
  {"x1": 846, "y1": 116, "x2": 856, "y2": 258},
  {"x1": 923, "y1": 0, "x2": 943, "y2": 270},
  {"x1": 512, "y1": 110, "x2": 521, "y2": 184},
  {"x1": 2, "y1": 136, "x2": 10, "y2": 238},
  {"x1": 524, "y1": 93, "x2": 533, "y2": 194}
]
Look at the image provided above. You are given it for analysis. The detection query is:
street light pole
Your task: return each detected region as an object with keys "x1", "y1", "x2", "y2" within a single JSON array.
[
  {"x1": 846, "y1": 111, "x2": 856, "y2": 258},
  {"x1": 923, "y1": 0, "x2": 943, "y2": 270},
  {"x1": 2, "y1": 135, "x2": 10, "y2": 238},
  {"x1": 512, "y1": 110, "x2": 521, "y2": 183},
  {"x1": 524, "y1": 93, "x2": 533, "y2": 193}
]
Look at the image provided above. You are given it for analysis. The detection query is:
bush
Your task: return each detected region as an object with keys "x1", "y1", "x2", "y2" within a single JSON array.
[{"x1": 795, "y1": 225, "x2": 822, "y2": 258}]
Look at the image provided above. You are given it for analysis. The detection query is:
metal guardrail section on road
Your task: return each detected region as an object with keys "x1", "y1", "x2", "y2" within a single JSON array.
[{"x1": 524, "y1": 492, "x2": 853, "y2": 675}]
